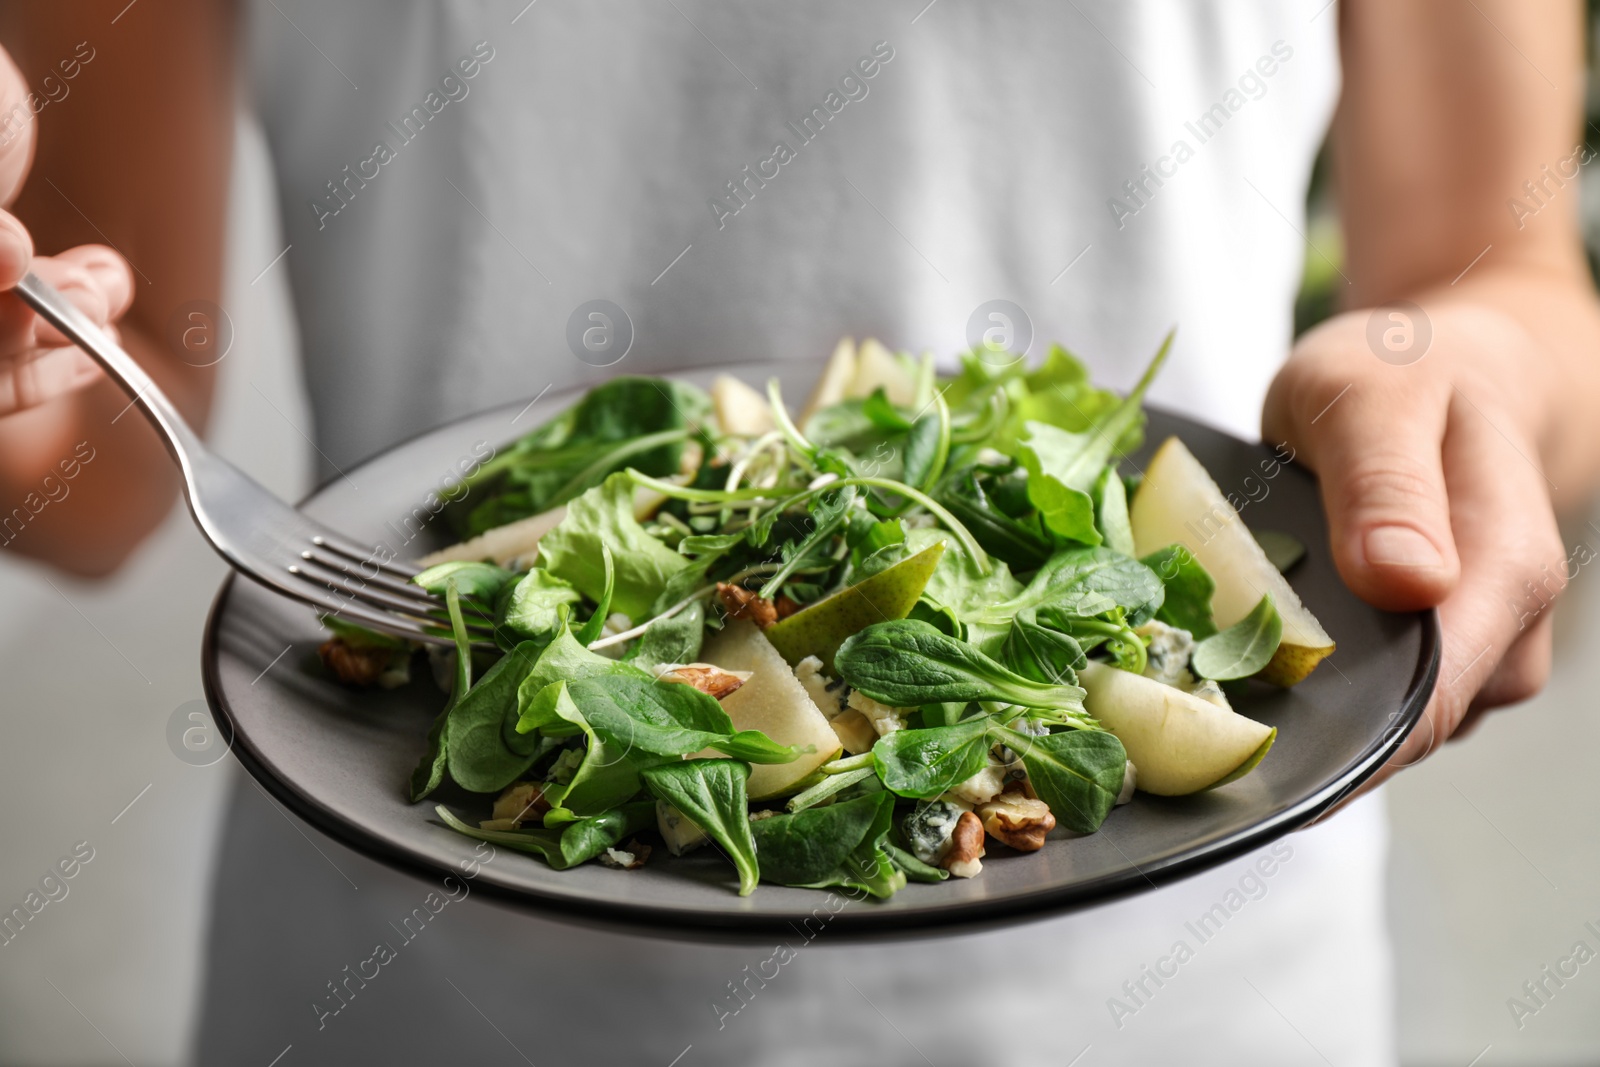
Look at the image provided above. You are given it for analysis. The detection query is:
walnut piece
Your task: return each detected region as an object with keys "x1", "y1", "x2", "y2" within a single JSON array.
[
  {"x1": 491, "y1": 781, "x2": 552, "y2": 826},
  {"x1": 717, "y1": 583, "x2": 779, "y2": 628},
  {"x1": 942, "y1": 811, "x2": 987, "y2": 878},
  {"x1": 977, "y1": 787, "x2": 1056, "y2": 852},
  {"x1": 656, "y1": 663, "x2": 752, "y2": 700},
  {"x1": 318, "y1": 638, "x2": 393, "y2": 686}
]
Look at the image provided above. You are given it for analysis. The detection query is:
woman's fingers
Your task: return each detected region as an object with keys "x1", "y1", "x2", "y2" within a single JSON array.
[
  {"x1": 0, "y1": 209, "x2": 33, "y2": 287},
  {"x1": 1264, "y1": 318, "x2": 1461, "y2": 612},
  {"x1": 0, "y1": 243, "x2": 135, "y2": 415},
  {"x1": 1360, "y1": 393, "x2": 1566, "y2": 789}
]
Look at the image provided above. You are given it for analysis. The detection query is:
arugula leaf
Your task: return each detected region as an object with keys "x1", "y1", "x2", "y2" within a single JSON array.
[
  {"x1": 870, "y1": 718, "x2": 992, "y2": 799},
  {"x1": 934, "y1": 467, "x2": 1053, "y2": 572},
  {"x1": 1014, "y1": 332, "x2": 1173, "y2": 543},
  {"x1": 409, "y1": 581, "x2": 471, "y2": 802},
  {"x1": 1141, "y1": 544, "x2": 1217, "y2": 639},
  {"x1": 538, "y1": 472, "x2": 689, "y2": 619},
  {"x1": 575, "y1": 545, "x2": 616, "y2": 645},
  {"x1": 500, "y1": 568, "x2": 583, "y2": 642},
  {"x1": 1093, "y1": 466, "x2": 1135, "y2": 556},
  {"x1": 993, "y1": 726, "x2": 1126, "y2": 833},
  {"x1": 836, "y1": 620, "x2": 1090, "y2": 724},
  {"x1": 451, "y1": 377, "x2": 708, "y2": 537},
  {"x1": 757, "y1": 485, "x2": 856, "y2": 599},
  {"x1": 749, "y1": 792, "x2": 894, "y2": 886},
  {"x1": 1017, "y1": 422, "x2": 1105, "y2": 545},
  {"x1": 1191, "y1": 594, "x2": 1282, "y2": 680},
  {"x1": 641, "y1": 760, "x2": 761, "y2": 896}
]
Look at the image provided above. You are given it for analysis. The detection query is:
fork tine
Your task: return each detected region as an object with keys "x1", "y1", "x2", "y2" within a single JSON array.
[
  {"x1": 287, "y1": 566, "x2": 498, "y2": 638},
  {"x1": 298, "y1": 547, "x2": 440, "y2": 607},
  {"x1": 309, "y1": 533, "x2": 424, "y2": 579}
]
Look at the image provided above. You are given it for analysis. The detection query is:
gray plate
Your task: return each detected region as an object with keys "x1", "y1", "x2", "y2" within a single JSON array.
[{"x1": 202, "y1": 363, "x2": 1437, "y2": 940}]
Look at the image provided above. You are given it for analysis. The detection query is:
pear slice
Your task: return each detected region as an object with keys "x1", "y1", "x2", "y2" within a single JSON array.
[
  {"x1": 1078, "y1": 662, "x2": 1276, "y2": 795},
  {"x1": 699, "y1": 621, "x2": 842, "y2": 798},
  {"x1": 764, "y1": 541, "x2": 946, "y2": 672},
  {"x1": 712, "y1": 374, "x2": 775, "y2": 437},
  {"x1": 799, "y1": 338, "x2": 858, "y2": 425},
  {"x1": 850, "y1": 338, "x2": 917, "y2": 405},
  {"x1": 1130, "y1": 437, "x2": 1334, "y2": 685}
]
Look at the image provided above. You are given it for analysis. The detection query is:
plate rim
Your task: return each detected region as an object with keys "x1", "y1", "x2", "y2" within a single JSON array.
[{"x1": 201, "y1": 382, "x2": 1440, "y2": 941}]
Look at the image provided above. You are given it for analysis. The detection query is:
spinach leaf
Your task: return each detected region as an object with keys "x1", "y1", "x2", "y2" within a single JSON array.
[
  {"x1": 1140, "y1": 545, "x2": 1217, "y2": 639},
  {"x1": 1253, "y1": 529, "x2": 1306, "y2": 573},
  {"x1": 797, "y1": 791, "x2": 905, "y2": 899},
  {"x1": 1191, "y1": 594, "x2": 1282, "y2": 680},
  {"x1": 993, "y1": 725, "x2": 1126, "y2": 833},
  {"x1": 836, "y1": 620, "x2": 1091, "y2": 723},
  {"x1": 574, "y1": 545, "x2": 615, "y2": 645},
  {"x1": 1093, "y1": 465, "x2": 1135, "y2": 556},
  {"x1": 409, "y1": 582, "x2": 471, "y2": 802},
  {"x1": 906, "y1": 527, "x2": 1022, "y2": 626},
  {"x1": 988, "y1": 546, "x2": 1163, "y2": 626},
  {"x1": 1001, "y1": 614, "x2": 1087, "y2": 686},
  {"x1": 870, "y1": 718, "x2": 992, "y2": 799},
  {"x1": 443, "y1": 641, "x2": 548, "y2": 793},
  {"x1": 514, "y1": 626, "x2": 647, "y2": 729},
  {"x1": 518, "y1": 682, "x2": 642, "y2": 815},
  {"x1": 901, "y1": 396, "x2": 951, "y2": 491},
  {"x1": 641, "y1": 759, "x2": 761, "y2": 896},
  {"x1": 861, "y1": 388, "x2": 913, "y2": 431},
  {"x1": 749, "y1": 792, "x2": 894, "y2": 885},
  {"x1": 627, "y1": 599, "x2": 705, "y2": 668},
  {"x1": 413, "y1": 560, "x2": 517, "y2": 604},
  {"x1": 559, "y1": 674, "x2": 798, "y2": 764},
  {"x1": 500, "y1": 568, "x2": 583, "y2": 642},
  {"x1": 555, "y1": 801, "x2": 656, "y2": 869},
  {"x1": 538, "y1": 472, "x2": 690, "y2": 619},
  {"x1": 434, "y1": 802, "x2": 654, "y2": 870}
]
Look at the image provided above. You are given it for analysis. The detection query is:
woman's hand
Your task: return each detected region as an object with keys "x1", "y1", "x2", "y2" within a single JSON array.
[
  {"x1": 1263, "y1": 284, "x2": 1574, "y2": 787},
  {"x1": 0, "y1": 43, "x2": 133, "y2": 418}
]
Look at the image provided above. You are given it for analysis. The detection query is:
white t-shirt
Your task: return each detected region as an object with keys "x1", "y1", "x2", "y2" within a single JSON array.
[{"x1": 198, "y1": 3, "x2": 1393, "y2": 1063}]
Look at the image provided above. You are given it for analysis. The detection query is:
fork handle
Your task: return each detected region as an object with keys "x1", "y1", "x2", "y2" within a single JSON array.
[{"x1": 12, "y1": 270, "x2": 207, "y2": 467}]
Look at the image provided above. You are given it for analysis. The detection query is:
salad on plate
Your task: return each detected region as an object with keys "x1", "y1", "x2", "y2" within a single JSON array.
[{"x1": 316, "y1": 335, "x2": 1335, "y2": 898}]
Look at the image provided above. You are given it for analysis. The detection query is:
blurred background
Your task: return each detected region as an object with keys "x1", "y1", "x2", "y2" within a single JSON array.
[{"x1": 2, "y1": 11, "x2": 1600, "y2": 1067}]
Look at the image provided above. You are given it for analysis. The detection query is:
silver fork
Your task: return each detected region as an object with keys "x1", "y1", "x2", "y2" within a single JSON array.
[{"x1": 14, "y1": 271, "x2": 495, "y2": 648}]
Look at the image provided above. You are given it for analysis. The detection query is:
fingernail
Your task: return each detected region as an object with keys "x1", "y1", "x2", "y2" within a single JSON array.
[{"x1": 1364, "y1": 525, "x2": 1444, "y2": 569}]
